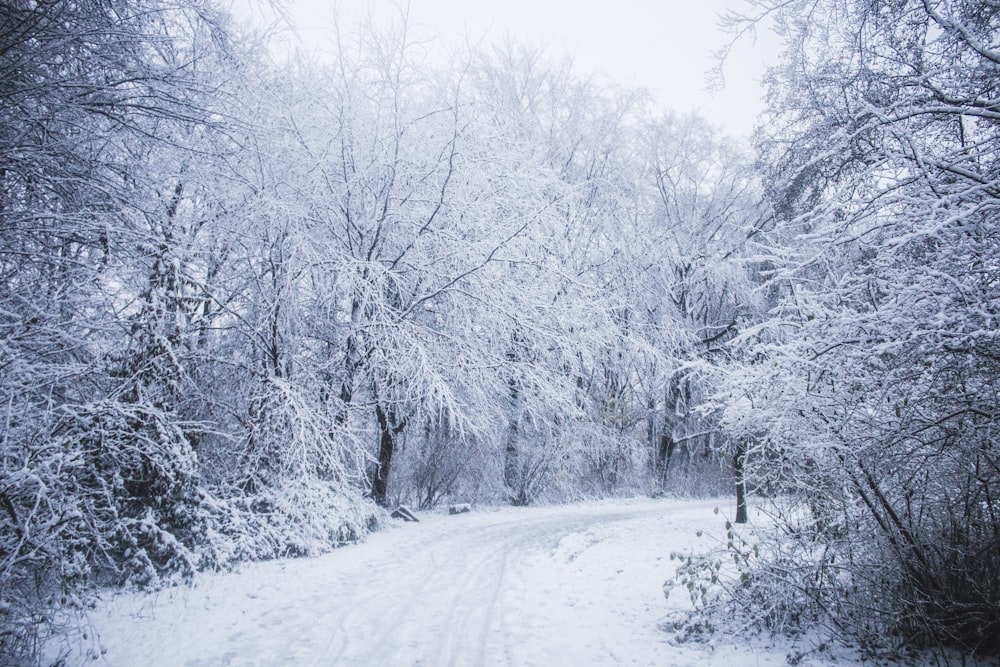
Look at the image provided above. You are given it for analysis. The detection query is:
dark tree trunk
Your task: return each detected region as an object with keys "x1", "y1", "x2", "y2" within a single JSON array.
[
  {"x1": 504, "y1": 353, "x2": 523, "y2": 505},
  {"x1": 504, "y1": 439, "x2": 523, "y2": 504},
  {"x1": 372, "y1": 403, "x2": 400, "y2": 507},
  {"x1": 658, "y1": 433, "x2": 676, "y2": 484},
  {"x1": 734, "y1": 440, "x2": 748, "y2": 524}
]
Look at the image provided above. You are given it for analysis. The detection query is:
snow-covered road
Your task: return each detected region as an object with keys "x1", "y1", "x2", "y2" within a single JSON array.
[{"x1": 51, "y1": 498, "x2": 822, "y2": 666}]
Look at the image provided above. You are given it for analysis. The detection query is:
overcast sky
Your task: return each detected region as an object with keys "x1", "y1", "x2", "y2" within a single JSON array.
[{"x1": 228, "y1": 0, "x2": 782, "y2": 138}]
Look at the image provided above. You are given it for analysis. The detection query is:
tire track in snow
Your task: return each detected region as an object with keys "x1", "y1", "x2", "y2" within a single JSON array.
[
  {"x1": 67, "y1": 498, "x2": 729, "y2": 666},
  {"x1": 319, "y1": 506, "x2": 679, "y2": 666}
]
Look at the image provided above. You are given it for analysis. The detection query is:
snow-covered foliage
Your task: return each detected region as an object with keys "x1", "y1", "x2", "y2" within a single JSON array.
[
  {"x1": 0, "y1": 2, "x2": 765, "y2": 663},
  {"x1": 29, "y1": 0, "x2": 1000, "y2": 663},
  {"x1": 701, "y1": 0, "x2": 1000, "y2": 658}
]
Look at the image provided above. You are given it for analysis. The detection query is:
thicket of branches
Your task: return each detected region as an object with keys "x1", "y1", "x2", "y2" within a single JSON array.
[
  {"x1": 674, "y1": 0, "x2": 1000, "y2": 660},
  {"x1": 1, "y1": 2, "x2": 761, "y2": 663},
  {"x1": 3, "y1": 0, "x2": 995, "y2": 663}
]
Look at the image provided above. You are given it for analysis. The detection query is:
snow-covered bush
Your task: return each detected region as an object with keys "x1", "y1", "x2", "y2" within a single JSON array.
[
  {"x1": 707, "y1": 0, "x2": 1000, "y2": 658},
  {"x1": 200, "y1": 479, "x2": 384, "y2": 565},
  {"x1": 0, "y1": 401, "x2": 210, "y2": 664},
  {"x1": 52, "y1": 402, "x2": 207, "y2": 586},
  {"x1": 666, "y1": 508, "x2": 861, "y2": 651}
]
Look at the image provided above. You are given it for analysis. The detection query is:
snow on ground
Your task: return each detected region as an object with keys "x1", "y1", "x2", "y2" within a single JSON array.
[{"x1": 47, "y1": 497, "x2": 861, "y2": 666}]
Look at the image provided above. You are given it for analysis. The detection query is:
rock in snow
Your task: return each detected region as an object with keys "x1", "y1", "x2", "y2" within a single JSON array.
[{"x1": 390, "y1": 504, "x2": 419, "y2": 521}]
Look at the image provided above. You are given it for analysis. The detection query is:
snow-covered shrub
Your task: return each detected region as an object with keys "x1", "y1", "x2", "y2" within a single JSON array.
[
  {"x1": 674, "y1": 486, "x2": 1000, "y2": 659},
  {"x1": 1, "y1": 439, "x2": 90, "y2": 665},
  {"x1": 707, "y1": 0, "x2": 1000, "y2": 658},
  {"x1": 200, "y1": 479, "x2": 384, "y2": 565},
  {"x1": 503, "y1": 417, "x2": 589, "y2": 506},
  {"x1": 0, "y1": 400, "x2": 209, "y2": 665},
  {"x1": 664, "y1": 509, "x2": 835, "y2": 651},
  {"x1": 54, "y1": 402, "x2": 207, "y2": 586},
  {"x1": 390, "y1": 416, "x2": 493, "y2": 509},
  {"x1": 234, "y1": 375, "x2": 357, "y2": 493}
]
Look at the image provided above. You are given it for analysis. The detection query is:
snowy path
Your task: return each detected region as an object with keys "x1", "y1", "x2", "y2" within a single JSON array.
[{"x1": 51, "y1": 498, "x2": 821, "y2": 666}]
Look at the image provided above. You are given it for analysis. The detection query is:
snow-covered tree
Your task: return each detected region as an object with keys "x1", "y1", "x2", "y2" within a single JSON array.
[
  {"x1": 0, "y1": 0, "x2": 235, "y2": 659},
  {"x1": 714, "y1": 0, "x2": 1000, "y2": 655},
  {"x1": 636, "y1": 115, "x2": 766, "y2": 503}
]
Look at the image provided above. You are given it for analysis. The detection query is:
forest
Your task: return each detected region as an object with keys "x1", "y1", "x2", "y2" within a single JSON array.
[{"x1": 1, "y1": 0, "x2": 997, "y2": 663}]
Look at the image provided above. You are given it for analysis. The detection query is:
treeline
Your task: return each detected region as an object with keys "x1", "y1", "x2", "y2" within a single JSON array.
[
  {"x1": 1, "y1": 2, "x2": 761, "y2": 661},
  {"x1": 2, "y1": 0, "x2": 997, "y2": 664}
]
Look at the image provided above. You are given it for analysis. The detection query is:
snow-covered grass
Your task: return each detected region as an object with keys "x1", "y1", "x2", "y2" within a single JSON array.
[{"x1": 43, "y1": 498, "x2": 900, "y2": 666}]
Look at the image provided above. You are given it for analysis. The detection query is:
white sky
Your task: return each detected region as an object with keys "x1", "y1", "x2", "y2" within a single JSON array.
[{"x1": 228, "y1": 1, "x2": 782, "y2": 138}]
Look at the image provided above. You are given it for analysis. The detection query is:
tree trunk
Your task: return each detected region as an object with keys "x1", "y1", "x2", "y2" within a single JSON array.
[
  {"x1": 504, "y1": 360, "x2": 523, "y2": 504},
  {"x1": 504, "y1": 438, "x2": 523, "y2": 505},
  {"x1": 734, "y1": 440, "x2": 748, "y2": 524},
  {"x1": 658, "y1": 433, "x2": 676, "y2": 485},
  {"x1": 372, "y1": 403, "x2": 398, "y2": 507}
]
